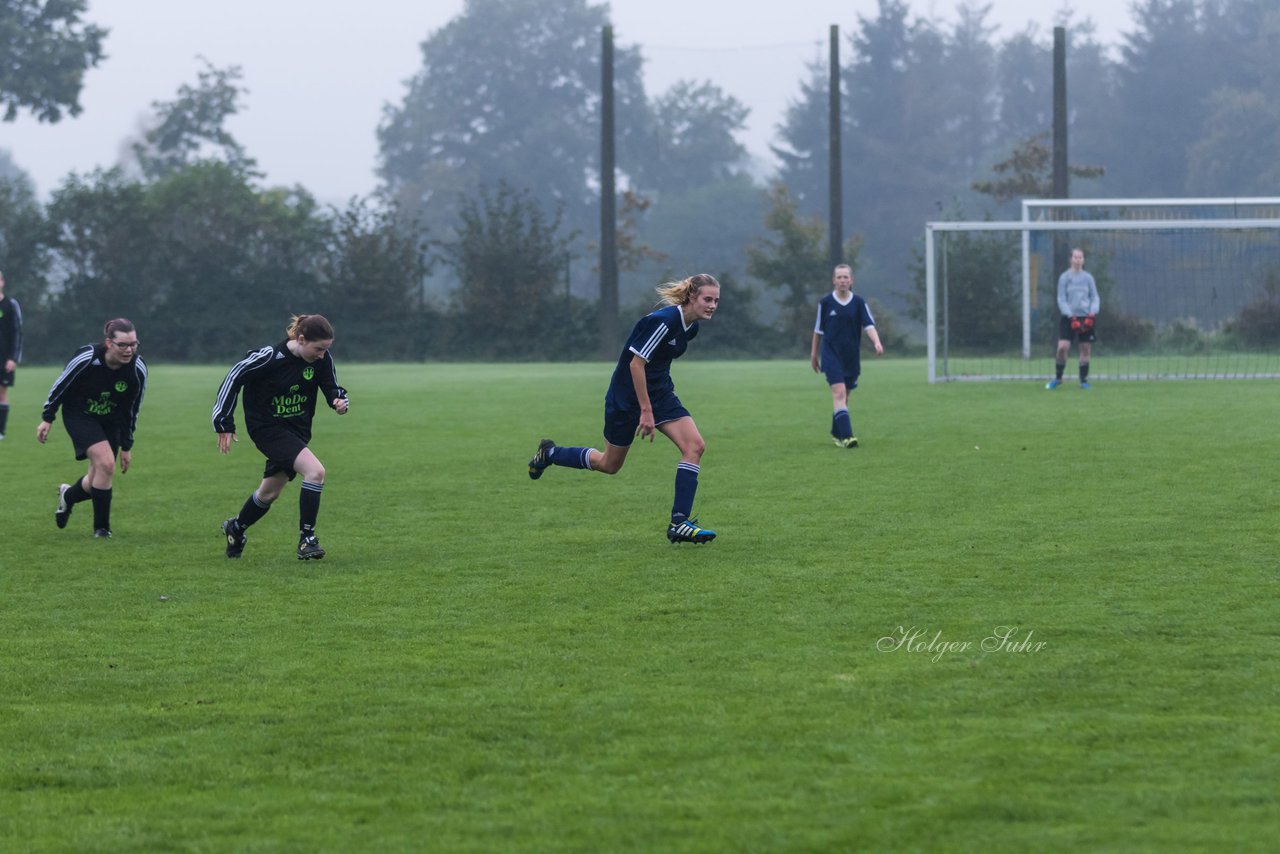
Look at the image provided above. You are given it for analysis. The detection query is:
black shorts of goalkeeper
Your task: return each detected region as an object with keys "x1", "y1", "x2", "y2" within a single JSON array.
[{"x1": 1059, "y1": 314, "x2": 1097, "y2": 343}]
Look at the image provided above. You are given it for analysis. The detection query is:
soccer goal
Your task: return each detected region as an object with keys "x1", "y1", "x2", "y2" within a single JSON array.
[{"x1": 924, "y1": 198, "x2": 1280, "y2": 383}]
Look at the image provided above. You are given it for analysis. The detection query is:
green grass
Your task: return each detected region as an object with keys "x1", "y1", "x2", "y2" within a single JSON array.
[{"x1": 1, "y1": 359, "x2": 1277, "y2": 852}]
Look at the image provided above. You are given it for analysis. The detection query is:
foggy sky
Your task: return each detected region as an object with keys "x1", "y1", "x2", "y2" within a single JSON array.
[{"x1": 1, "y1": 0, "x2": 1131, "y2": 202}]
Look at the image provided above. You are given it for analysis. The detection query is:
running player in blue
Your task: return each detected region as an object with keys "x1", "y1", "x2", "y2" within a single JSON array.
[
  {"x1": 810, "y1": 264, "x2": 883, "y2": 448},
  {"x1": 527, "y1": 274, "x2": 720, "y2": 544}
]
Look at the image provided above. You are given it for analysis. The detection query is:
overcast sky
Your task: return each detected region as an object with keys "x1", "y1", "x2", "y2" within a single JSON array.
[{"x1": 2, "y1": 0, "x2": 1132, "y2": 203}]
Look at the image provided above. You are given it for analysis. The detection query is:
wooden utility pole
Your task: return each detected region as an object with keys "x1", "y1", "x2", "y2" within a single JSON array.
[
  {"x1": 1052, "y1": 26, "x2": 1070, "y2": 274},
  {"x1": 599, "y1": 25, "x2": 619, "y2": 359},
  {"x1": 828, "y1": 24, "x2": 843, "y2": 271}
]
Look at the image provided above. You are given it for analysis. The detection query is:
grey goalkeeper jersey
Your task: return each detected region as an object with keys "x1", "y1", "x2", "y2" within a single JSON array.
[{"x1": 1057, "y1": 269, "x2": 1100, "y2": 317}]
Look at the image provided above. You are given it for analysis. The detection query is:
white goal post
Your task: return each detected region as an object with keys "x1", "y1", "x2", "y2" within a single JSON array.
[{"x1": 924, "y1": 200, "x2": 1280, "y2": 383}]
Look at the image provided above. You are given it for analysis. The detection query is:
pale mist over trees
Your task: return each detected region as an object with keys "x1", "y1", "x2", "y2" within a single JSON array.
[{"x1": 3, "y1": 0, "x2": 1280, "y2": 361}]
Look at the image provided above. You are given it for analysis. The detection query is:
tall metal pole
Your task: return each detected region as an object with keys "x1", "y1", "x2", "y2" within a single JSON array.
[
  {"x1": 828, "y1": 24, "x2": 843, "y2": 270},
  {"x1": 599, "y1": 25, "x2": 619, "y2": 359}
]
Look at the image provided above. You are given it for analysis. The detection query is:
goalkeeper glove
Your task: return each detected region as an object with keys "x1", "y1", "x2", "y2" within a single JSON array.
[
  {"x1": 1083, "y1": 315, "x2": 1095, "y2": 330},
  {"x1": 1070, "y1": 317, "x2": 1082, "y2": 332}
]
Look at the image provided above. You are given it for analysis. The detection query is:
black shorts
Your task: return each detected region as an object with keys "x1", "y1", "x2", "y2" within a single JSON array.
[
  {"x1": 63, "y1": 413, "x2": 122, "y2": 461},
  {"x1": 1058, "y1": 315, "x2": 1097, "y2": 344},
  {"x1": 250, "y1": 426, "x2": 308, "y2": 480},
  {"x1": 1, "y1": 368, "x2": 13, "y2": 387}
]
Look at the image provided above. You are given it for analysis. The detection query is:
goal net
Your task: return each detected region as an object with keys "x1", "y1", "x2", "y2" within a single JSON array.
[{"x1": 924, "y1": 199, "x2": 1280, "y2": 383}]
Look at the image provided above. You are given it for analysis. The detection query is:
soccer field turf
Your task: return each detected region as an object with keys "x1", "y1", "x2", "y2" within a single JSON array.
[{"x1": 2, "y1": 359, "x2": 1277, "y2": 851}]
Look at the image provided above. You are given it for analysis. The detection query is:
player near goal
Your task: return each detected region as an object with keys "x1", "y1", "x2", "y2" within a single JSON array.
[
  {"x1": 1048, "y1": 248, "x2": 1101, "y2": 389},
  {"x1": 213, "y1": 314, "x2": 349, "y2": 561},
  {"x1": 810, "y1": 264, "x2": 883, "y2": 447},
  {"x1": 527, "y1": 273, "x2": 720, "y2": 544},
  {"x1": 36, "y1": 318, "x2": 148, "y2": 538}
]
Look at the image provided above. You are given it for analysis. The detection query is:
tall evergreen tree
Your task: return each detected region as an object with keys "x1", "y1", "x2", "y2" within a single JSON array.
[{"x1": 377, "y1": 0, "x2": 649, "y2": 248}]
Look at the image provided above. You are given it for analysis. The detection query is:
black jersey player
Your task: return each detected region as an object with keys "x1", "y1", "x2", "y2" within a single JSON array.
[
  {"x1": 37, "y1": 319, "x2": 148, "y2": 537},
  {"x1": 213, "y1": 315, "x2": 349, "y2": 560}
]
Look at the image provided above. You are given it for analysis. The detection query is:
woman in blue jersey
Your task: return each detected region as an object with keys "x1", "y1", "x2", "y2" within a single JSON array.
[
  {"x1": 810, "y1": 264, "x2": 883, "y2": 448},
  {"x1": 528, "y1": 273, "x2": 720, "y2": 544}
]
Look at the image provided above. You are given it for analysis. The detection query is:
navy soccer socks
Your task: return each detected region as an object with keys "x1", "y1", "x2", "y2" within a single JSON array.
[
  {"x1": 550, "y1": 446, "x2": 594, "y2": 470},
  {"x1": 671, "y1": 462, "x2": 699, "y2": 524}
]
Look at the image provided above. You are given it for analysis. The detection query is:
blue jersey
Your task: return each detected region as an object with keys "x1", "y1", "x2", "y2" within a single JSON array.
[
  {"x1": 815, "y1": 292, "x2": 874, "y2": 377},
  {"x1": 606, "y1": 304, "x2": 700, "y2": 411}
]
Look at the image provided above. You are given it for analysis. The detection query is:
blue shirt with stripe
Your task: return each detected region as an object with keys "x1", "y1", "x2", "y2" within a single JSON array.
[
  {"x1": 815, "y1": 292, "x2": 874, "y2": 378},
  {"x1": 606, "y1": 304, "x2": 699, "y2": 411}
]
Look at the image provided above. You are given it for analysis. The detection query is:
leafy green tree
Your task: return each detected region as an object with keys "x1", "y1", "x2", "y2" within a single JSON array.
[
  {"x1": 637, "y1": 81, "x2": 750, "y2": 194},
  {"x1": 747, "y1": 184, "x2": 840, "y2": 351},
  {"x1": 1110, "y1": 0, "x2": 1218, "y2": 194},
  {"x1": 43, "y1": 163, "x2": 331, "y2": 361},
  {"x1": 630, "y1": 174, "x2": 767, "y2": 296},
  {"x1": 944, "y1": 3, "x2": 999, "y2": 177},
  {"x1": 775, "y1": 1, "x2": 981, "y2": 278},
  {"x1": 1, "y1": 147, "x2": 29, "y2": 182},
  {"x1": 972, "y1": 133, "x2": 1104, "y2": 203},
  {"x1": 0, "y1": 173, "x2": 51, "y2": 313},
  {"x1": 40, "y1": 169, "x2": 152, "y2": 357},
  {"x1": 131, "y1": 59, "x2": 257, "y2": 180},
  {"x1": 991, "y1": 16, "x2": 1118, "y2": 202},
  {"x1": 1186, "y1": 4, "x2": 1280, "y2": 194},
  {"x1": 377, "y1": 0, "x2": 648, "y2": 245},
  {"x1": 142, "y1": 164, "x2": 326, "y2": 360},
  {"x1": 0, "y1": 0, "x2": 106, "y2": 122},
  {"x1": 320, "y1": 198, "x2": 433, "y2": 359},
  {"x1": 440, "y1": 182, "x2": 581, "y2": 359},
  {"x1": 905, "y1": 224, "x2": 1022, "y2": 353}
]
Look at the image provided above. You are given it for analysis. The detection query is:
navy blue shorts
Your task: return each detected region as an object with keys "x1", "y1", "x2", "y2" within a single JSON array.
[
  {"x1": 250, "y1": 426, "x2": 307, "y2": 481},
  {"x1": 1, "y1": 368, "x2": 14, "y2": 387},
  {"x1": 603, "y1": 395, "x2": 691, "y2": 447},
  {"x1": 823, "y1": 366, "x2": 860, "y2": 391}
]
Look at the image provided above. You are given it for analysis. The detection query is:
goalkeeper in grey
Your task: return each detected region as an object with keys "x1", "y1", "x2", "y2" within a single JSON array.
[{"x1": 1047, "y1": 248, "x2": 1100, "y2": 389}]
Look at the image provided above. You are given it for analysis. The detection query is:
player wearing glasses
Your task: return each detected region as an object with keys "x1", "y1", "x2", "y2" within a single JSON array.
[{"x1": 37, "y1": 319, "x2": 148, "y2": 538}]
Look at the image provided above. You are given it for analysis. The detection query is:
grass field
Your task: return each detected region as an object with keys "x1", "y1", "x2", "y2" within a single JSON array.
[{"x1": 2, "y1": 358, "x2": 1277, "y2": 852}]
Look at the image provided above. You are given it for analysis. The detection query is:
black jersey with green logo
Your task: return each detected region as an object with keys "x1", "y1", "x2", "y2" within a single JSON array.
[
  {"x1": 0, "y1": 295, "x2": 22, "y2": 365},
  {"x1": 41, "y1": 344, "x2": 148, "y2": 450},
  {"x1": 212, "y1": 341, "x2": 346, "y2": 442}
]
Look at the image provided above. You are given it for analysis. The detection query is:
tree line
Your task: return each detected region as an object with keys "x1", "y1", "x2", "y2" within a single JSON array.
[{"x1": 3, "y1": 0, "x2": 1280, "y2": 362}]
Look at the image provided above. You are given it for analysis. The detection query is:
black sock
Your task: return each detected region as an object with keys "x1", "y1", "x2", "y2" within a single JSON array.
[
  {"x1": 1055, "y1": 361, "x2": 1066, "y2": 380},
  {"x1": 299, "y1": 481, "x2": 323, "y2": 536},
  {"x1": 1080, "y1": 363, "x2": 1090, "y2": 382},
  {"x1": 91, "y1": 487, "x2": 113, "y2": 531},
  {"x1": 0, "y1": 402, "x2": 9, "y2": 434},
  {"x1": 65, "y1": 478, "x2": 92, "y2": 505},
  {"x1": 237, "y1": 491, "x2": 271, "y2": 527}
]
